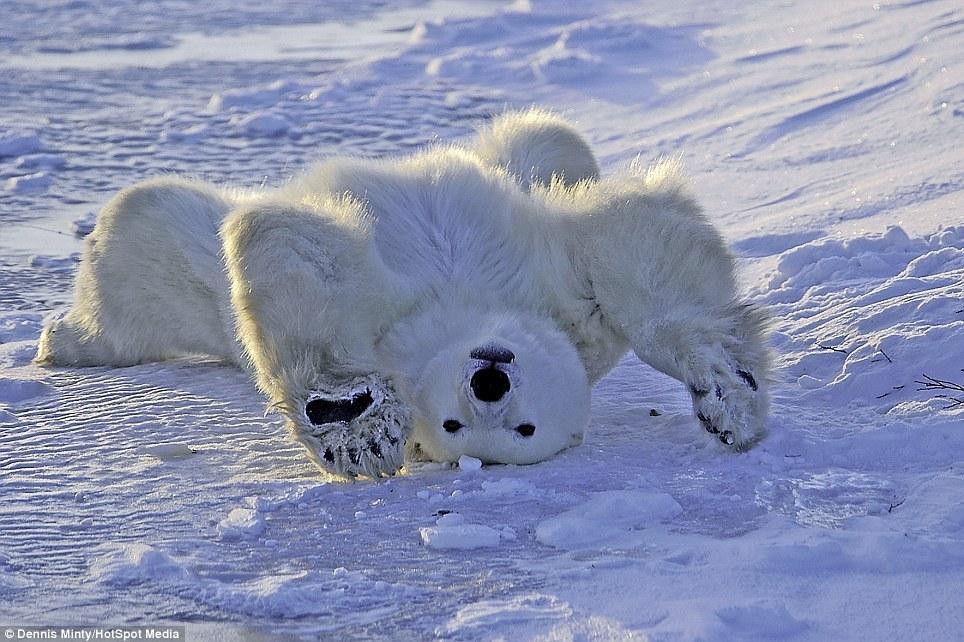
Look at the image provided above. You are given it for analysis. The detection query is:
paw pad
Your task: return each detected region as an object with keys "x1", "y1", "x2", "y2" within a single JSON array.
[{"x1": 305, "y1": 389, "x2": 374, "y2": 425}]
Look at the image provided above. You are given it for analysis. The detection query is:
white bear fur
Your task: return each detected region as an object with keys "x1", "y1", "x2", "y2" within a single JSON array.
[{"x1": 36, "y1": 108, "x2": 769, "y2": 477}]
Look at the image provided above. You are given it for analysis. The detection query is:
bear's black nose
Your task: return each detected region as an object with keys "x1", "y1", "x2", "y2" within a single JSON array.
[
  {"x1": 471, "y1": 345, "x2": 515, "y2": 364},
  {"x1": 470, "y1": 367, "x2": 511, "y2": 402}
]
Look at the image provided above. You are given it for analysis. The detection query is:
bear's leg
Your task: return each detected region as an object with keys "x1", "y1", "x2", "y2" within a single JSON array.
[
  {"x1": 35, "y1": 177, "x2": 239, "y2": 367},
  {"x1": 222, "y1": 200, "x2": 411, "y2": 477},
  {"x1": 579, "y1": 161, "x2": 770, "y2": 450},
  {"x1": 472, "y1": 109, "x2": 599, "y2": 191},
  {"x1": 632, "y1": 302, "x2": 770, "y2": 450}
]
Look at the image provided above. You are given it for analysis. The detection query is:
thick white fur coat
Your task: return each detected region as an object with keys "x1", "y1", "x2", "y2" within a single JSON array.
[{"x1": 37, "y1": 109, "x2": 769, "y2": 477}]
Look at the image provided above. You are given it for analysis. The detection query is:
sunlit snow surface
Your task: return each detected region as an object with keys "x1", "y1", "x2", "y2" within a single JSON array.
[{"x1": 2, "y1": 1, "x2": 963, "y2": 640}]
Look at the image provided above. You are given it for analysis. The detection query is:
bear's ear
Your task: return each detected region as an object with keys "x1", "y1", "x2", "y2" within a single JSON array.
[{"x1": 471, "y1": 109, "x2": 599, "y2": 192}]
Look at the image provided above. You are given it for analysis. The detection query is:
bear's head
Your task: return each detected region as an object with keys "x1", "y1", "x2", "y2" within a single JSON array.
[{"x1": 379, "y1": 306, "x2": 591, "y2": 465}]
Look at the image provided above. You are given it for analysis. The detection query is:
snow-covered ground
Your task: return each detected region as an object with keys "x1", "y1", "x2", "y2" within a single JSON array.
[{"x1": 2, "y1": 0, "x2": 962, "y2": 639}]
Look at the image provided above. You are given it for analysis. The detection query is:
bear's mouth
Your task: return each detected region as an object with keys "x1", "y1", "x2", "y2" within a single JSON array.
[{"x1": 305, "y1": 389, "x2": 374, "y2": 425}]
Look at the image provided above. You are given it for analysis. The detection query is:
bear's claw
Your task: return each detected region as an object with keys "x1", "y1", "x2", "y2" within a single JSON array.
[{"x1": 736, "y1": 369, "x2": 758, "y2": 391}]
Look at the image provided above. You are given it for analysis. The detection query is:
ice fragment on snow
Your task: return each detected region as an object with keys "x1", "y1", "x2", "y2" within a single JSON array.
[
  {"x1": 16, "y1": 153, "x2": 66, "y2": 170},
  {"x1": 5, "y1": 172, "x2": 52, "y2": 194},
  {"x1": 419, "y1": 524, "x2": 502, "y2": 549},
  {"x1": 89, "y1": 543, "x2": 191, "y2": 585},
  {"x1": 217, "y1": 508, "x2": 266, "y2": 540},
  {"x1": 458, "y1": 454, "x2": 482, "y2": 471},
  {"x1": 529, "y1": 37, "x2": 602, "y2": 82},
  {"x1": 141, "y1": 443, "x2": 195, "y2": 460},
  {"x1": 71, "y1": 212, "x2": 97, "y2": 237},
  {"x1": 435, "y1": 512, "x2": 465, "y2": 527},
  {"x1": 480, "y1": 478, "x2": 537, "y2": 496},
  {"x1": 536, "y1": 490, "x2": 682, "y2": 549},
  {"x1": 236, "y1": 112, "x2": 290, "y2": 138},
  {"x1": 420, "y1": 512, "x2": 503, "y2": 549}
]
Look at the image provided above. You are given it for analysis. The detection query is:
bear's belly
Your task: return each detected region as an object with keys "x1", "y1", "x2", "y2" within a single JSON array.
[{"x1": 371, "y1": 216, "x2": 540, "y2": 308}]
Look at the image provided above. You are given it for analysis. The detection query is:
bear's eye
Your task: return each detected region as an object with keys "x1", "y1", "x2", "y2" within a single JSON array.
[
  {"x1": 516, "y1": 423, "x2": 536, "y2": 437},
  {"x1": 443, "y1": 419, "x2": 463, "y2": 433}
]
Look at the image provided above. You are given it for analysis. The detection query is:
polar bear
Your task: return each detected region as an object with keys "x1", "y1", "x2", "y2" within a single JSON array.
[{"x1": 36, "y1": 109, "x2": 770, "y2": 478}]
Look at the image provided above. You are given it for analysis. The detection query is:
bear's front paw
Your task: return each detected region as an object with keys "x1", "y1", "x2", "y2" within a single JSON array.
[
  {"x1": 687, "y1": 358, "x2": 766, "y2": 451},
  {"x1": 291, "y1": 376, "x2": 411, "y2": 478}
]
